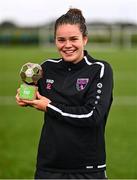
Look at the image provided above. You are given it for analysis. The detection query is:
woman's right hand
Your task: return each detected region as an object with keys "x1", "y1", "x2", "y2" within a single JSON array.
[{"x1": 15, "y1": 88, "x2": 28, "y2": 107}]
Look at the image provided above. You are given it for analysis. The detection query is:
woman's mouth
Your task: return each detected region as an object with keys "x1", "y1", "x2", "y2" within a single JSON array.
[{"x1": 63, "y1": 50, "x2": 76, "y2": 56}]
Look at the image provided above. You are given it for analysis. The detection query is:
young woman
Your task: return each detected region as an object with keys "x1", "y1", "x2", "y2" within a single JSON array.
[{"x1": 16, "y1": 8, "x2": 113, "y2": 179}]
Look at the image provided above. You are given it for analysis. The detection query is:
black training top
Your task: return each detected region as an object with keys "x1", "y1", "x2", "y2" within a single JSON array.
[{"x1": 37, "y1": 50, "x2": 113, "y2": 173}]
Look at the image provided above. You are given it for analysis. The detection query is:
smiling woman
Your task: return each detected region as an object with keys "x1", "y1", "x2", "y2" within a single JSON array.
[
  {"x1": 54, "y1": 9, "x2": 88, "y2": 63},
  {"x1": 55, "y1": 24, "x2": 88, "y2": 63},
  {"x1": 15, "y1": 8, "x2": 113, "y2": 179}
]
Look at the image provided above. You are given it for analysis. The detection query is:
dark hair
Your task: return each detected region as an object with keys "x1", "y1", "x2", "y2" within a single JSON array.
[{"x1": 54, "y1": 8, "x2": 88, "y2": 37}]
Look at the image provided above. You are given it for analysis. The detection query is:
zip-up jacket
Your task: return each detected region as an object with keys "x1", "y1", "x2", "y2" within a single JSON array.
[{"x1": 37, "y1": 50, "x2": 113, "y2": 172}]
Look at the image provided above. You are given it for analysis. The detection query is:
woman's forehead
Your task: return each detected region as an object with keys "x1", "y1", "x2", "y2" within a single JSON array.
[{"x1": 56, "y1": 24, "x2": 81, "y2": 35}]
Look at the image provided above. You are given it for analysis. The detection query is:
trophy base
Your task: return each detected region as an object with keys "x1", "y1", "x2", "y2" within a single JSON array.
[{"x1": 19, "y1": 83, "x2": 38, "y2": 100}]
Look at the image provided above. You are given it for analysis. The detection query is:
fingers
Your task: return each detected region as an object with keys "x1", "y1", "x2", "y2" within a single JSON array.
[
  {"x1": 16, "y1": 96, "x2": 28, "y2": 106},
  {"x1": 22, "y1": 99, "x2": 35, "y2": 106},
  {"x1": 17, "y1": 88, "x2": 20, "y2": 93},
  {"x1": 36, "y1": 91, "x2": 43, "y2": 99},
  {"x1": 15, "y1": 88, "x2": 51, "y2": 111},
  {"x1": 15, "y1": 88, "x2": 28, "y2": 107}
]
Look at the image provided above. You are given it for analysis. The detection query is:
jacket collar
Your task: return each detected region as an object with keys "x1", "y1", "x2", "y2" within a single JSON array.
[{"x1": 61, "y1": 50, "x2": 94, "y2": 71}]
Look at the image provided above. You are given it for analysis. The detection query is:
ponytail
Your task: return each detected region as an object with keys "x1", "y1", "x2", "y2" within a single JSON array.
[{"x1": 54, "y1": 8, "x2": 88, "y2": 37}]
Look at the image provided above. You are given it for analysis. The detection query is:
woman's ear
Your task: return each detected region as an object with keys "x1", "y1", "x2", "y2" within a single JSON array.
[{"x1": 83, "y1": 36, "x2": 88, "y2": 46}]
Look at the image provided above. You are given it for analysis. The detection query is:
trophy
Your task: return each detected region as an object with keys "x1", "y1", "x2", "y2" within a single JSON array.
[{"x1": 19, "y1": 62, "x2": 42, "y2": 100}]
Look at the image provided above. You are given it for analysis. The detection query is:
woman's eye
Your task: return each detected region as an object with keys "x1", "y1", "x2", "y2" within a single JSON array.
[
  {"x1": 71, "y1": 38, "x2": 78, "y2": 41},
  {"x1": 58, "y1": 39, "x2": 65, "y2": 42}
]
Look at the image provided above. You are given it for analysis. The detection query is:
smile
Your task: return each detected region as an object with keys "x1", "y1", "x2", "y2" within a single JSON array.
[{"x1": 63, "y1": 50, "x2": 76, "y2": 55}]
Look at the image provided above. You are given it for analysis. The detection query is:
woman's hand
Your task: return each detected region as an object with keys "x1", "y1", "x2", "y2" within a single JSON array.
[
  {"x1": 16, "y1": 89, "x2": 51, "y2": 112},
  {"x1": 20, "y1": 91, "x2": 51, "y2": 112},
  {"x1": 15, "y1": 88, "x2": 28, "y2": 107}
]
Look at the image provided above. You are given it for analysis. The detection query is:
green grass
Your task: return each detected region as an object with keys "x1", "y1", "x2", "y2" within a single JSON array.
[{"x1": 0, "y1": 45, "x2": 137, "y2": 178}]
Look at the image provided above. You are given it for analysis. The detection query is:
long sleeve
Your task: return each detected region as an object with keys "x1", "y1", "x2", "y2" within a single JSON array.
[
  {"x1": 36, "y1": 52, "x2": 114, "y2": 171},
  {"x1": 47, "y1": 62, "x2": 113, "y2": 127}
]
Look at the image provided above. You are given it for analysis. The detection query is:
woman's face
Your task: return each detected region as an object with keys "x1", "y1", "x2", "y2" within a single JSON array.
[{"x1": 55, "y1": 24, "x2": 88, "y2": 64}]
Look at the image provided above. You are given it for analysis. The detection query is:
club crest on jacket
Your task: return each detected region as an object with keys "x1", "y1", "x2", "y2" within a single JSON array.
[{"x1": 76, "y1": 78, "x2": 89, "y2": 91}]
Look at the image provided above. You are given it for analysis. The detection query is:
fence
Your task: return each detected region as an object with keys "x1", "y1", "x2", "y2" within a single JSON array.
[{"x1": 0, "y1": 24, "x2": 137, "y2": 48}]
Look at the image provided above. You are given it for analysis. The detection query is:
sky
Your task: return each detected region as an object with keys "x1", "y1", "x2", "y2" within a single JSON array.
[{"x1": 0, "y1": 0, "x2": 137, "y2": 26}]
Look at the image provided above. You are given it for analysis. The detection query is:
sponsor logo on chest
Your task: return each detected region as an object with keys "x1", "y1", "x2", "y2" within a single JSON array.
[{"x1": 46, "y1": 79, "x2": 54, "y2": 90}]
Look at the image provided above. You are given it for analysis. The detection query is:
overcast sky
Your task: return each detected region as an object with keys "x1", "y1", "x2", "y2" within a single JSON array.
[{"x1": 0, "y1": 0, "x2": 137, "y2": 26}]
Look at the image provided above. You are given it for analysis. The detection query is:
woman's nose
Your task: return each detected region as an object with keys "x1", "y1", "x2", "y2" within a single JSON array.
[{"x1": 65, "y1": 40, "x2": 72, "y2": 47}]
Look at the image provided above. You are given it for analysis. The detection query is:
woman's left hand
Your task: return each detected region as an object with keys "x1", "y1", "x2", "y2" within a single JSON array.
[{"x1": 22, "y1": 91, "x2": 51, "y2": 112}]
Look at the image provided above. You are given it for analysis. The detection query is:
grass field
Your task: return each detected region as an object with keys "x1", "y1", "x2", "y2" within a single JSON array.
[{"x1": 0, "y1": 45, "x2": 137, "y2": 178}]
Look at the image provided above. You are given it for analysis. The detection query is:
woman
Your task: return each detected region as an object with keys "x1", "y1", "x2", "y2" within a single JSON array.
[{"x1": 16, "y1": 8, "x2": 113, "y2": 179}]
